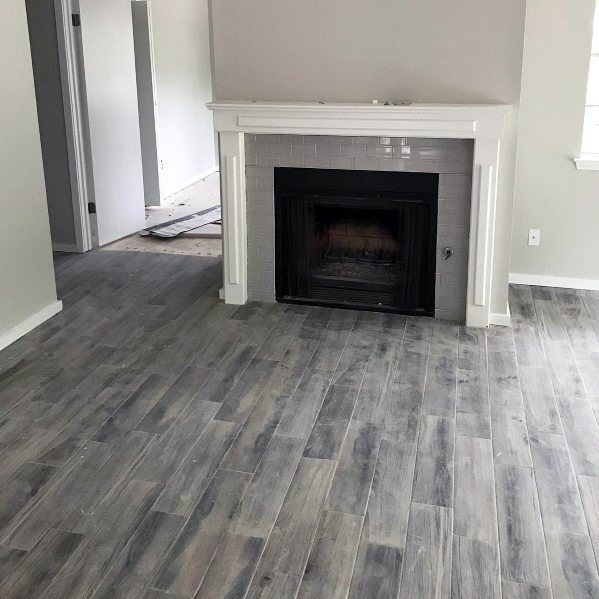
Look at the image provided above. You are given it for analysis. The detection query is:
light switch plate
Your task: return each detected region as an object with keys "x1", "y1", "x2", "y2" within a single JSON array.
[{"x1": 528, "y1": 228, "x2": 540, "y2": 246}]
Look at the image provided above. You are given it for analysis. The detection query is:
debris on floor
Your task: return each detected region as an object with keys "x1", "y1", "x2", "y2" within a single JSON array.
[{"x1": 141, "y1": 205, "x2": 221, "y2": 238}]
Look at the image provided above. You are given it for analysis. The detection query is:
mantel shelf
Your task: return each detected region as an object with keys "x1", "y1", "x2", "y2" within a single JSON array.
[{"x1": 208, "y1": 101, "x2": 511, "y2": 140}]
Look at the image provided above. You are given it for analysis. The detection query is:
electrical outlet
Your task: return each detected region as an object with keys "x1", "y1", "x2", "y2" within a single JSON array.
[{"x1": 528, "y1": 228, "x2": 540, "y2": 246}]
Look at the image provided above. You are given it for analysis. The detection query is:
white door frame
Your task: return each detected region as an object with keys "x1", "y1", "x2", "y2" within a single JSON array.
[{"x1": 54, "y1": 0, "x2": 96, "y2": 252}]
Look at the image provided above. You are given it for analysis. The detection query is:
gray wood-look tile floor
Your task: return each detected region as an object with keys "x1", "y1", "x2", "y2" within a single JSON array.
[{"x1": 1, "y1": 250, "x2": 599, "y2": 598}]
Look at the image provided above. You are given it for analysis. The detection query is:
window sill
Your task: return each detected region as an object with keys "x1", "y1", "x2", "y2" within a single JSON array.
[{"x1": 574, "y1": 155, "x2": 599, "y2": 170}]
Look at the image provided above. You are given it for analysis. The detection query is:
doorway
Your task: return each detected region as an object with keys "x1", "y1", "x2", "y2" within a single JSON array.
[{"x1": 26, "y1": 0, "x2": 221, "y2": 257}]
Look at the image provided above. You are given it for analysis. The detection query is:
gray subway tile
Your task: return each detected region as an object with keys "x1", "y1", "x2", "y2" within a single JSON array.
[
  {"x1": 256, "y1": 178, "x2": 274, "y2": 191},
  {"x1": 341, "y1": 145, "x2": 367, "y2": 158},
  {"x1": 246, "y1": 142, "x2": 268, "y2": 154},
  {"x1": 267, "y1": 143, "x2": 292, "y2": 156},
  {"x1": 291, "y1": 144, "x2": 316, "y2": 157},
  {"x1": 327, "y1": 135, "x2": 354, "y2": 145},
  {"x1": 328, "y1": 158, "x2": 354, "y2": 170},
  {"x1": 378, "y1": 159, "x2": 406, "y2": 171},
  {"x1": 280, "y1": 156, "x2": 305, "y2": 168},
  {"x1": 442, "y1": 174, "x2": 472, "y2": 187},
  {"x1": 366, "y1": 146, "x2": 393, "y2": 158},
  {"x1": 433, "y1": 161, "x2": 473, "y2": 175},
  {"x1": 418, "y1": 148, "x2": 447, "y2": 160},
  {"x1": 316, "y1": 145, "x2": 342, "y2": 157},
  {"x1": 246, "y1": 166, "x2": 273, "y2": 179},
  {"x1": 352, "y1": 136, "x2": 380, "y2": 145},
  {"x1": 304, "y1": 157, "x2": 330, "y2": 169},
  {"x1": 256, "y1": 155, "x2": 280, "y2": 167},
  {"x1": 302, "y1": 135, "x2": 329, "y2": 143},
  {"x1": 353, "y1": 158, "x2": 380, "y2": 170}
]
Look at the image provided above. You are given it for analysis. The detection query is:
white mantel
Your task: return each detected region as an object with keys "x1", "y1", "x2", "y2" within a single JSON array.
[{"x1": 208, "y1": 101, "x2": 511, "y2": 328}]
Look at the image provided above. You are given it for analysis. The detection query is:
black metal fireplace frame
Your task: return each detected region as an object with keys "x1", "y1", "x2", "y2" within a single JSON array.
[{"x1": 274, "y1": 167, "x2": 438, "y2": 316}]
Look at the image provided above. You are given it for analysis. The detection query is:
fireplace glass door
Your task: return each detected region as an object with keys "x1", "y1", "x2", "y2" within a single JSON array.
[{"x1": 275, "y1": 168, "x2": 438, "y2": 315}]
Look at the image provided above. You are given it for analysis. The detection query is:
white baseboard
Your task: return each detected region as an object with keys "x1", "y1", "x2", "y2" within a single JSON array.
[
  {"x1": 161, "y1": 166, "x2": 219, "y2": 203},
  {"x1": 0, "y1": 300, "x2": 63, "y2": 352},
  {"x1": 509, "y1": 273, "x2": 599, "y2": 291},
  {"x1": 52, "y1": 243, "x2": 78, "y2": 253},
  {"x1": 490, "y1": 308, "x2": 512, "y2": 327}
]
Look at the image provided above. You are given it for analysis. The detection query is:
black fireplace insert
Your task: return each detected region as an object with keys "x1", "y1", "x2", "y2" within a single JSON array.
[{"x1": 275, "y1": 168, "x2": 438, "y2": 315}]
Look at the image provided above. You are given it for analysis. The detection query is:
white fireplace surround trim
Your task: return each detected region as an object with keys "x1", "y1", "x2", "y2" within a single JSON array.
[{"x1": 208, "y1": 101, "x2": 511, "y2": 328}]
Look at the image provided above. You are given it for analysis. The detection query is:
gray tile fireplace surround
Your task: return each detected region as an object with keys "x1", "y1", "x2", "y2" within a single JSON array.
[{"x1": 245, "y1": 134, "x2": 474, "y2": 322}]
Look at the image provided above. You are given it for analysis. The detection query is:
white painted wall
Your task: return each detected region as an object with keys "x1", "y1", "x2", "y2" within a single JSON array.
[
  {"x1": 149, "y1": 0, "x2": 216, "y2": 198},
  {"x1": 511, "y1": 0, "x2": 599, "y2": 285},
  {"x1": 209, "y1": 0, "x2": 527, "y2": 316},
  {"x1": 25, "y1": 0, "x2": 77, "y2": 249},
  {"x1": 0, "y1": 1, "x2": 59, "y2": 343}
]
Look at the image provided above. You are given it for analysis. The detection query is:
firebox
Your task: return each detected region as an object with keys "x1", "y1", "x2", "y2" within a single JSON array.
[{"x1": 275, "y1": 168, "x2": 438, "y2": 315}]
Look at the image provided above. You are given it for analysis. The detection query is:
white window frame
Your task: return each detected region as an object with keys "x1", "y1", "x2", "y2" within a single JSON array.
[{"x1": 576, "y1": 0, "x2": 599, "y2": 170}]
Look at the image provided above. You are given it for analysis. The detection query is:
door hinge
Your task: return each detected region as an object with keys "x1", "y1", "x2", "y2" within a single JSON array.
[
  {"x1": 72, "y1": 13, "x2": 81, "y2": 27},
  {"x1": 87, "y1": 202, "x2": 96, "y2": 214}
]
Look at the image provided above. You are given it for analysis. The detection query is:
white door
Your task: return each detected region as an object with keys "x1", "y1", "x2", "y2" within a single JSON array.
[{"x1": 78, "y1": 0, "x2": 146, "y2": 246}]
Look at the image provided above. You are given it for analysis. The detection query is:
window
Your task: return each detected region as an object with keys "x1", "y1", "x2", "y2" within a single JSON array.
[{"x1": 579, "y1": 3, "x2": 599, "y2": 164}]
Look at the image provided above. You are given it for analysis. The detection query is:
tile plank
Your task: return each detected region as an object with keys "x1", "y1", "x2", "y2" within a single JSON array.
[
  {"x1": 229, "y1": 434, "x2": 305, "y2": 539},
  {"x1": 0, "y1": 528, "x2": 82, "y2": 599},
  {"x1": 152, "y1": 419, "x2": 240, "y2": 515},
  {"x1": 544, "y1": 530, "x2": 599, "y2": 598},
  {"x1": 453, "y1": 435, "x2": 497, "y2": 542},
  {"x1": 577, "y1": 475, "x2": 599, "y2": 575},
  {"x1": 412, "y1": 415, "x2": 455, "y2": 508},
  {"x1": 41, "y1": 478, "x2": 161, "y2": 599},
  {"x1": 154, "y1": 469, "x2": 251, "y2": 597},
  {"x1": 256, "y1": 457, "x2": 335, "y2": 578},
  {"x1": 529, "y1": 431, "x2": 587, "y2": 534},
  {"x1": 193, "y1": 533, "x2": 264, "y2": 599},
  {"x1": 92, "y1": 510, "x2": 185, "y2": 599},
  {"x1": 452, "y1": 535, "x2": 500, "y2": 599},
  {"x1": 0, "y1": 462, "x2": 58, "y2": 537},
  {"x1": 297, "y1": 510, "x2": 363, "y2": 599},
  {"x1": 327, "y1": 420, "x2": 381, "y2": 516},
  {"x1": 303, "y1": 384, "x2": 358, "y2": 460},
  {"x1": 277, "y1": 370, "x2": 331, "y2": 440},
  {"x1": 495, "y1": 463, "x2": 550, "y2": 587},
  {"x1": 365, "y1": 437, "x2": 416, "y2": 548},
  {"x1": 221, "y1": 390, "x2": 288, "y2": 473},
  {"x1": 398, "y1": 502, "x2": 452, "y2": 599}
]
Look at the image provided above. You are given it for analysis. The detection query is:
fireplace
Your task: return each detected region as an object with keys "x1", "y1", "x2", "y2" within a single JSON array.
[
  {"x1": 275, "y1": 168, "x2": 438, "y2": 315},
  {"x1": 209, "y1": 101, "x2": 510, "y2": 327}
]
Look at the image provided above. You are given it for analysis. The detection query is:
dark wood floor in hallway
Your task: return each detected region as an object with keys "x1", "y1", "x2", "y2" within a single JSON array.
[{"x1": 1, "y1": 249, "x2": 599, "y2": 598}]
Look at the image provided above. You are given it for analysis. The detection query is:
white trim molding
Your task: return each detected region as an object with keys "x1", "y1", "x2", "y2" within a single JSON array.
[
  {"x1": 0, "y1": 301, "x2": 63, "y2": 352},
  {"x1": 510, "y1": 273, "x2": 599, "y2": 291},
  {"x1": 161, "y1": 166, "x2": 219, "y2": 203},
  {"x1": 574, "y1": 155, "x2": 599, "y2": 171},
  {"x1": 54, "y1": 0, "x2": 94, "y2": 252},
  {"x1": 208, "y1": 101, "x2": 511, "y2": 328},
  {"x1": 52, "y1": 243, "x2": 78, "y2": 253},
  {"x1": 490, "y1": 308, "x2": 512, "y2": 327}
]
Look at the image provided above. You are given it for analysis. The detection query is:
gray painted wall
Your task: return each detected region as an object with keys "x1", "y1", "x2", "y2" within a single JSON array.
[
  {"x1": 1, "y1": 1, "x2": 58, "y2": 338},
  {"x1": 25, "y1": 0, "x2": 77, "y2": 248},
  {"x1": 210, "y1": 0, "x2": 528, "y2": 317},
  {"x1": 511, "y1": 0, "x2": 599, "y2": 282}
]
